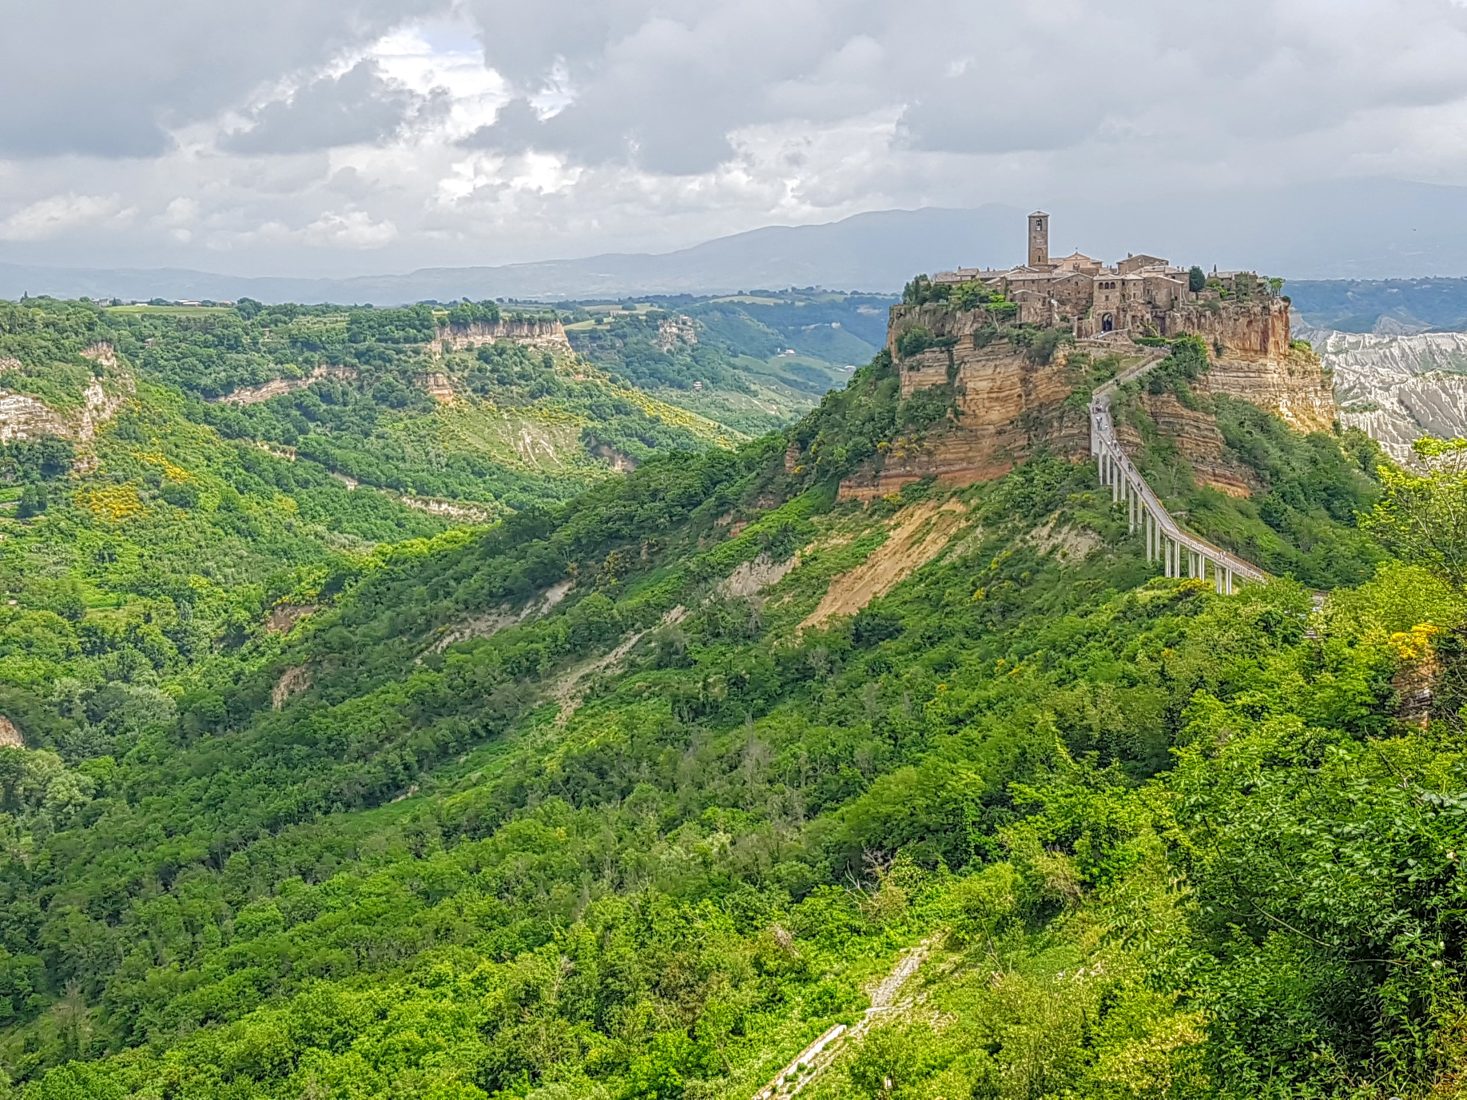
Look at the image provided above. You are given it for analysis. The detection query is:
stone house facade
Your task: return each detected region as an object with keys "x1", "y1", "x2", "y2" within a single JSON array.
[{"x1": 934, "y1": 212, "x2": 1265, "y2": 338}]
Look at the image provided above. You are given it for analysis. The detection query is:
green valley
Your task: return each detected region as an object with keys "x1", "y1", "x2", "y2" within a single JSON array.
[{"x1": 1, "y1": 279, "x2": 1466, "y2": 1100}]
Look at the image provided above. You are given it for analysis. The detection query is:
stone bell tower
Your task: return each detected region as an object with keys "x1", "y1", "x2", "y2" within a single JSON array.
[{"x1": 1028, "y1": 210, "x2": 1049, "y2": 268}]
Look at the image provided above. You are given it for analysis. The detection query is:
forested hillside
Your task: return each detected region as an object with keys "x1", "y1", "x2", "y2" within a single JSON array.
[
  {"x1": 0, "y1": 294, "x2": 832, "y2": 769},
  {"x1": 2, "y1": 316, "x2": 1467, "y2": 1099},
  {"x1": 562, "y1": 291, "x2": 890, "y2": 435}
]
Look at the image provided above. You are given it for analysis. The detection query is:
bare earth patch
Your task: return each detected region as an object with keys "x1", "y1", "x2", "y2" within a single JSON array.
[
  {"x1": 552, "y1": 605, "x2": 688, "y2": 723},
  {"x1": 0, "y1": 715, "x2": 24, "y2": 749},
  {"x1": 1027, "y1": 516, "x2": 1101, "y2": 560},
  {"x1": 427, "y1": 579, "x2": 574, "y2": 656},
  {"x1": 266, "y1": 603, "x2": 318, "y2": 634},
  {"x1": 271, "y1": 665, "x2": 312, "y2": 710},
  {"x1": 719, "y1": 553, "x2": 798, "y2": 599},
  {"x1": 801, "y1": 499, "x2": 970, "y2": 630}
]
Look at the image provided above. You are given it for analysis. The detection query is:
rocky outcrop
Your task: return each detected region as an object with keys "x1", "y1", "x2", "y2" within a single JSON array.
[
  {"x1": 1116, "y1": 393, "x2": 1257, "y2": 498},
  {"x1": 717, "y1": 552, "x2": 797, "y2": 599},
  {"x1": 397, "y1": 495, "x2": 492, "y2": 523},
  {"x1": 0, "y1": 369, "x2": 132, "y2": 444},
  {"x1": 77, "y1": 376, "x2": 133, "y2": 441},
  {"x1": 267, "y1": 604, "x2": 317, "y2": 634},
  {"x1": 81, "y1": 342, "x2": 119, "y2": 370},
  {"x1": 212, "y1": 365, "x2": 357, "y2": 406},
  {"x1": 841, "y1": 304, "x2": 1088, "y2": 501},
  {"x1": 432, "y1": 319, "x2": 572, "y2": 356},
  {"x1": 272, "y1": 665, "x2": 312, "y2": 710},
  {"x1": 418, "y1": 371, "x2": 457, "y2": 404},
  {"x1": 0, "y1": 393, "x2": 68, "y2": 442},
  {"x1": 1167, "y1": 299, "x2": 1292, "y2": 360},
  {"x1": 427, "y1": 579, "x2": 574, "y2": 655},
  {"x1": 1163, "y1": 299, "x2": 1336, "y2": 434},
  {"x1": 0, "y1": 715, "x2": 23, "y2": 749},
  {"x1": 1200, "y1": 347, "x2": 1335, "y2": 435}
]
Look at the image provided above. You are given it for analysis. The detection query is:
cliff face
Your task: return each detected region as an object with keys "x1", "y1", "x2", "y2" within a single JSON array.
[
  {"x1": 840, "y1": 304, "x2": 1088, "y2": 501},
  {"x1": 433, "y1": 319, "x2": 572, "y2": 355},
  {"x1": 0, "y1": 715, "x2": 22, "y2": 749},
  {"x1": 0, "y1": 393, "x2": 68, "y2": 442},
  {"x1": 419, "y1": 371, "x2": 457, "y2": 404},
  {"x1": 1169, "y1": 299, "x2": 1335, "y2": 433},
  {"x1": 0, "y1": 347, "x2": 133, "y2": 443},
  {"x1": 838, "y1": 296, "x2": 1336, "y2": 503},
  {"x1": 211, "y1": 365, "x2": 358, "y2": 407},
  {"x1": 1116, "y1": 393, "x2": 1257, "y2": 498},
  {"x1": 1200, "y1": 347, "x2": 1336, "y2": 435},
  {"x1": 1169, "y1": 299, "x2": 1291, "y2": 359}
]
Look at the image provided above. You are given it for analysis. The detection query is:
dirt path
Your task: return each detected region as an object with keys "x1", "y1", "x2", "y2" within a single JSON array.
[{"x1": 752, "y1": 939, "x2": 932, "y2": 1100}]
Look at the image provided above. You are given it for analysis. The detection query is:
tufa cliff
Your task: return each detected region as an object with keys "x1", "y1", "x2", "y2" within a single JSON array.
[
  {"x1": 432, "y1": 318, "x2": 572, "y2": 356},
  {"x1": 210, "y1": 365, "x2": 358, "y2": 406},
  {"x1": 838, "y1": 304, "x2": 1090, "y2": 502},
  {"x1": 0, "y1": 344, "x2": 132, "y2": 444},
  {"x1": 1170, "y1": 299, "x2": 1335, "y2": 434},
  {"x1": 1114, "y1": 392, "x2": 1257, "y2": 498},
  {"x1": 836, "y1": 296, "x2": 1335, "y2": 502}
]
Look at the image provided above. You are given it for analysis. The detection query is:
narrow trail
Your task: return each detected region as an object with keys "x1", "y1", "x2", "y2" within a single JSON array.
[
  {"x1": 1085, "y1": 338, "x2": 1268, "y2": 591},
  {"x1": 752, "y1": 939, "x2": 932, "y2": 1100}
]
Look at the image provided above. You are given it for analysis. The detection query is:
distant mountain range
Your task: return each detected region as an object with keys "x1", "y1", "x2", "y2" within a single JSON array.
[{"x1": 7, "y1": 178, "x2": 1467, "y2": 306}]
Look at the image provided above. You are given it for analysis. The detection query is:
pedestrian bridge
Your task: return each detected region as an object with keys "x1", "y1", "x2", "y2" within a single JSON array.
[{"x1": 1087, "y1": 344, "x2": 1267, "y2": 594}]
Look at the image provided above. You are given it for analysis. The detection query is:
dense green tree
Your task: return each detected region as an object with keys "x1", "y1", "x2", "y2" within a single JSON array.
[{"x1": 1366, "y1": 436, "x2": 1467, "y2": 591}]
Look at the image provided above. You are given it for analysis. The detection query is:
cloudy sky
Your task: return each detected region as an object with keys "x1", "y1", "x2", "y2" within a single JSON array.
[{"x1": 3, "y1": 0, "x2": 1467, "y2": 276}]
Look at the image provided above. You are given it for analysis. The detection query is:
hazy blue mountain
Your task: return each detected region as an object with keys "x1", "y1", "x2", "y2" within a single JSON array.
[
  {"x1": 1286, "y1": 278, "x2": 1467, "y2": 333},
  {"x1": 5, "y1": 178, "x2": 1467, "y2": 304}
]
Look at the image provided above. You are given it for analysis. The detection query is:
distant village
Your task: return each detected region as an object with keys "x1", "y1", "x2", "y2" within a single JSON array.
[
  {"x1": 85, "y1": 297, "x2": 235, "y2": 308},
  {"x1": 934, "y1": 212, "x2": 1273, "y2": 337}
]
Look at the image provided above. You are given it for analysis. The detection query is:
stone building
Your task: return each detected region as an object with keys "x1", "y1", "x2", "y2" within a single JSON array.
[{"x1": 934, "y1": 212, "x2": 1267, "y2": 338}]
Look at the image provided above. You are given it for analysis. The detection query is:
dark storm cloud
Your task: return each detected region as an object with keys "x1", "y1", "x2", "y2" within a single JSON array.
[
  {"x1": 222, "y1": 61, "x2": 447, "y2": 155},
  {"x1": 457, "y1": 0, "x2": 885, "y2": 174},
  {"x1": 6, "y1": 0, "x2": 1467, "y2": 271},
  {"x1": 453, "y1": 0, "x2": 1467, "y2": 170},
  {"x1": 0, "y1": 0, "x2": 443, "y2": 158}
]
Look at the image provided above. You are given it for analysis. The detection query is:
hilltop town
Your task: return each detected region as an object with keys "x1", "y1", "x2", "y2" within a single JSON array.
[{"x1": 930, "y1": 211, "x2": 1278, "y2": 338}]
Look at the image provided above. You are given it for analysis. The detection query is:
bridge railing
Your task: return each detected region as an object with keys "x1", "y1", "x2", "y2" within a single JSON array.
[{"x1": 1087, "y1": 348, "x2": 1267, "y2": 592}]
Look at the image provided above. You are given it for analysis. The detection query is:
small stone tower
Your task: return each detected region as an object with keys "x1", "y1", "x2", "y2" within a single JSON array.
[{"x1": 1028, "y1": 210, "x2": 1049, "y2": 267}]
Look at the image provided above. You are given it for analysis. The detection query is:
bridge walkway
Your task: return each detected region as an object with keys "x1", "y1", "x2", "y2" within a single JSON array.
[{"x1": 1083, "y1": 338, "x2": 1267, "y2": 593}]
